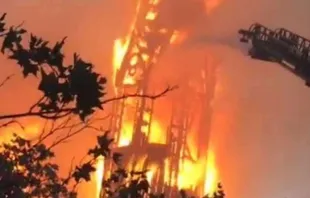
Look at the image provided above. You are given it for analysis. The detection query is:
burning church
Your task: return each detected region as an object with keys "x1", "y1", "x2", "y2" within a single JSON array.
[{"x1": 99, "y1": 0, "x2": 220, "y2": 196}]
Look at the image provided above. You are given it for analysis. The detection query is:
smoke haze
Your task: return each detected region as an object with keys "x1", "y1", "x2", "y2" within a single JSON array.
[
  {"x1": 0, "y1": 0, "x2": 310, "y2": 198},
  {"x1": 203, "y1": 0, "x2": 310, "y2": 198}
]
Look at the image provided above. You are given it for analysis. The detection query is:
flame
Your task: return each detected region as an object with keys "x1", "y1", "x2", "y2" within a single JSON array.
[
  {"x1": 110, "y1": 0, "x2": 219, "y2": 195},
  {"x1": 177, "y1": 158, "x2": 205, "y2": 191},
  {"x1": 148, "y1": 119, "x2": 166, "y2": 144},
  {"x1": 118, "y1": 121, "x2": 133, "y2": 147},
  {"x1": 146, "y1": 164, "x2": 158, "y2": 184},
  {"x1": 163, "y1": 158, "x2": 170, "y2": 184},
  {"x1": 95, "y1": 156, "x2": 104, "y2": 198},
  {"x1": 118, "y1": 119, "x2": 166, "y2": 146},
  {"x1": 113, "y1": 38, "x2": 130, "y2": 76},
  {"x1": 204, "y1": 149, "x2": 218, "y2": 195},
  {"x1": 112, "y1": 0, "x2": 141, "y2": 87}
]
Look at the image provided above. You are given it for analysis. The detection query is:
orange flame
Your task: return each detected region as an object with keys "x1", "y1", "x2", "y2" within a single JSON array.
[
  {"x1": 111, "y1": 0, "x2": 219, "y2": 195},
  {"x1": 148, "y1": 119, "x2": 166, "y2": 144},
  {"x1": 146, "y1": 164, "x2": 158, "y2": 184},
  {"x1": 204, "y1": 149, "x2": 218, "y2": 195},
  {"x1": 118, "y1": 121, "x2": 133, "y2": 147},
  {"x1": 178, "y1": 159, "x2": 205, "y2": 190},
  {"x1": 95, "y1": 156, "x2": 104, "y2": 198}
]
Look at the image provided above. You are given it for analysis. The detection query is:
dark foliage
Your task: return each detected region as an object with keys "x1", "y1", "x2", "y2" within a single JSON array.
[
  {"x1": 0, "y1": 13, "x2": 106, "y2": 121},
  {"x1": 0, "y1": 134, "x2": 77, "y2": 197},
  {"x1": 0, "y1": 131, "x2": 115, "y2": 197}
]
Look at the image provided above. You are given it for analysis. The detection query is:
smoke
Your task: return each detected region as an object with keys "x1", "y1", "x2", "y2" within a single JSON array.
[
  {"x1": 158, "y1": 0, "x2": 206, "y2": 30},
  {"x1": 201, "y1": 0, "x2": 310, "y2": 198}
]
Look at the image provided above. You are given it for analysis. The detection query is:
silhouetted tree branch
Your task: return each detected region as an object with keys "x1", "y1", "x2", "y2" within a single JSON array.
[
  {"x1": 0, "y1": 118, "x2": 24, "y2": 130},
  {"x1": 0, "y1": 73, "x2": 14, "y2": 88},
  {"x1": 0, "y1": 86, "x2": 177, "y2": 121}
]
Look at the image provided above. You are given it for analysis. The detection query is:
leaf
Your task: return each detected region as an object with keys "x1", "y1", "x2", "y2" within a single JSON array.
[
  {"x1": 98, "y1": 77, "x2": 107, "y2": 84},
  {"x1": 22, "y1": 63, "x2": 39, "y2": 77},
  {"x1": 0, "y1": 13, "x2": 6, "y2": 21},
  {"x1": 35, "y1": 144, "x2": 55, "y2": 160},
  {"x1": 43, "y1": 164, "x2": 57, "y2": 178},
  {"x1": 52, "y1": 37, "x2": 67, "y2": 54},
  {"x1": 72, "y1": 162, "x2": 96, "y2": 182},
  {"x1": 18, "y1": 28, "x2": 27, "y2": 34},
  {"x1": 1, "y1": 28, "x2": 20, "y2": 53}
]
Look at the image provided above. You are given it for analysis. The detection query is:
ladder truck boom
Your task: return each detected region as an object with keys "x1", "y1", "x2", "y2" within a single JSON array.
[{"x1": 238, "y1": 23, "x2": 310, "y2": 86}]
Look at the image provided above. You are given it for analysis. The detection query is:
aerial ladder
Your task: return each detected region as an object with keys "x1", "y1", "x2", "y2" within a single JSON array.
[{"x1": 238, "y1": 23, "x2": 310, "y2": 85}]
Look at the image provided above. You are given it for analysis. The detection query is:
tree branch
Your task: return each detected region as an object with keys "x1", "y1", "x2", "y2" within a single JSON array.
[
  {"x1": 33, "y1": 113, "x2": 110, "y2": 147},
  {"x1": 0, "y1": 74, "x2": 14, "y2": 88},
  {"x1": 47, "y1": 116, "x2": 107, "y2": 150},
  {"x1": 0, "y1": 119, "x2": 24, "y2": 130},
  {"x1": 0, "y1": 85, "x2": 178, "y2": 121}
]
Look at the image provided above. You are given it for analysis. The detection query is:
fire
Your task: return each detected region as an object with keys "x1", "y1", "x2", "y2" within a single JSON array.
[
  {"x1": 118, "y1": 119, "x2": 166, "y2": 146},
  {"x1": 113, "y1": 37, "x2": 132, "y2": 85},
  {"x1": 112, "y1": 0, "x2": 141, "y2": 86},
  {"x1": 148, "y1": 119, "x2": 166, "y2": 144},
  {"x1": 95, "y1": 156, "x2": 104, "y2": 198},
  {"x1": 178, "y1": 159, "x2": 205, "y2": 190},
  {"x1": 118, "y1": 121, "x2": 133, "y2": 147},
  {"x1": 146, "y1": 164, "x2": 158, "y2": 184},
  {"x1": 110, "y1": 0, "x2": 220, "y2": 196},
  {"x1": 204, "y1": 149, "x2": 218, "y2": 195},
  {"x1": 164, "y1": 158, "x2": 170, "y2": 184}
]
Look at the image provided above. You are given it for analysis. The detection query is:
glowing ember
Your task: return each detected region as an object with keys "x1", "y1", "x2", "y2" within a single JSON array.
[{"x1": 95, "y1": 156, "x2": 104, "y2": 198}]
